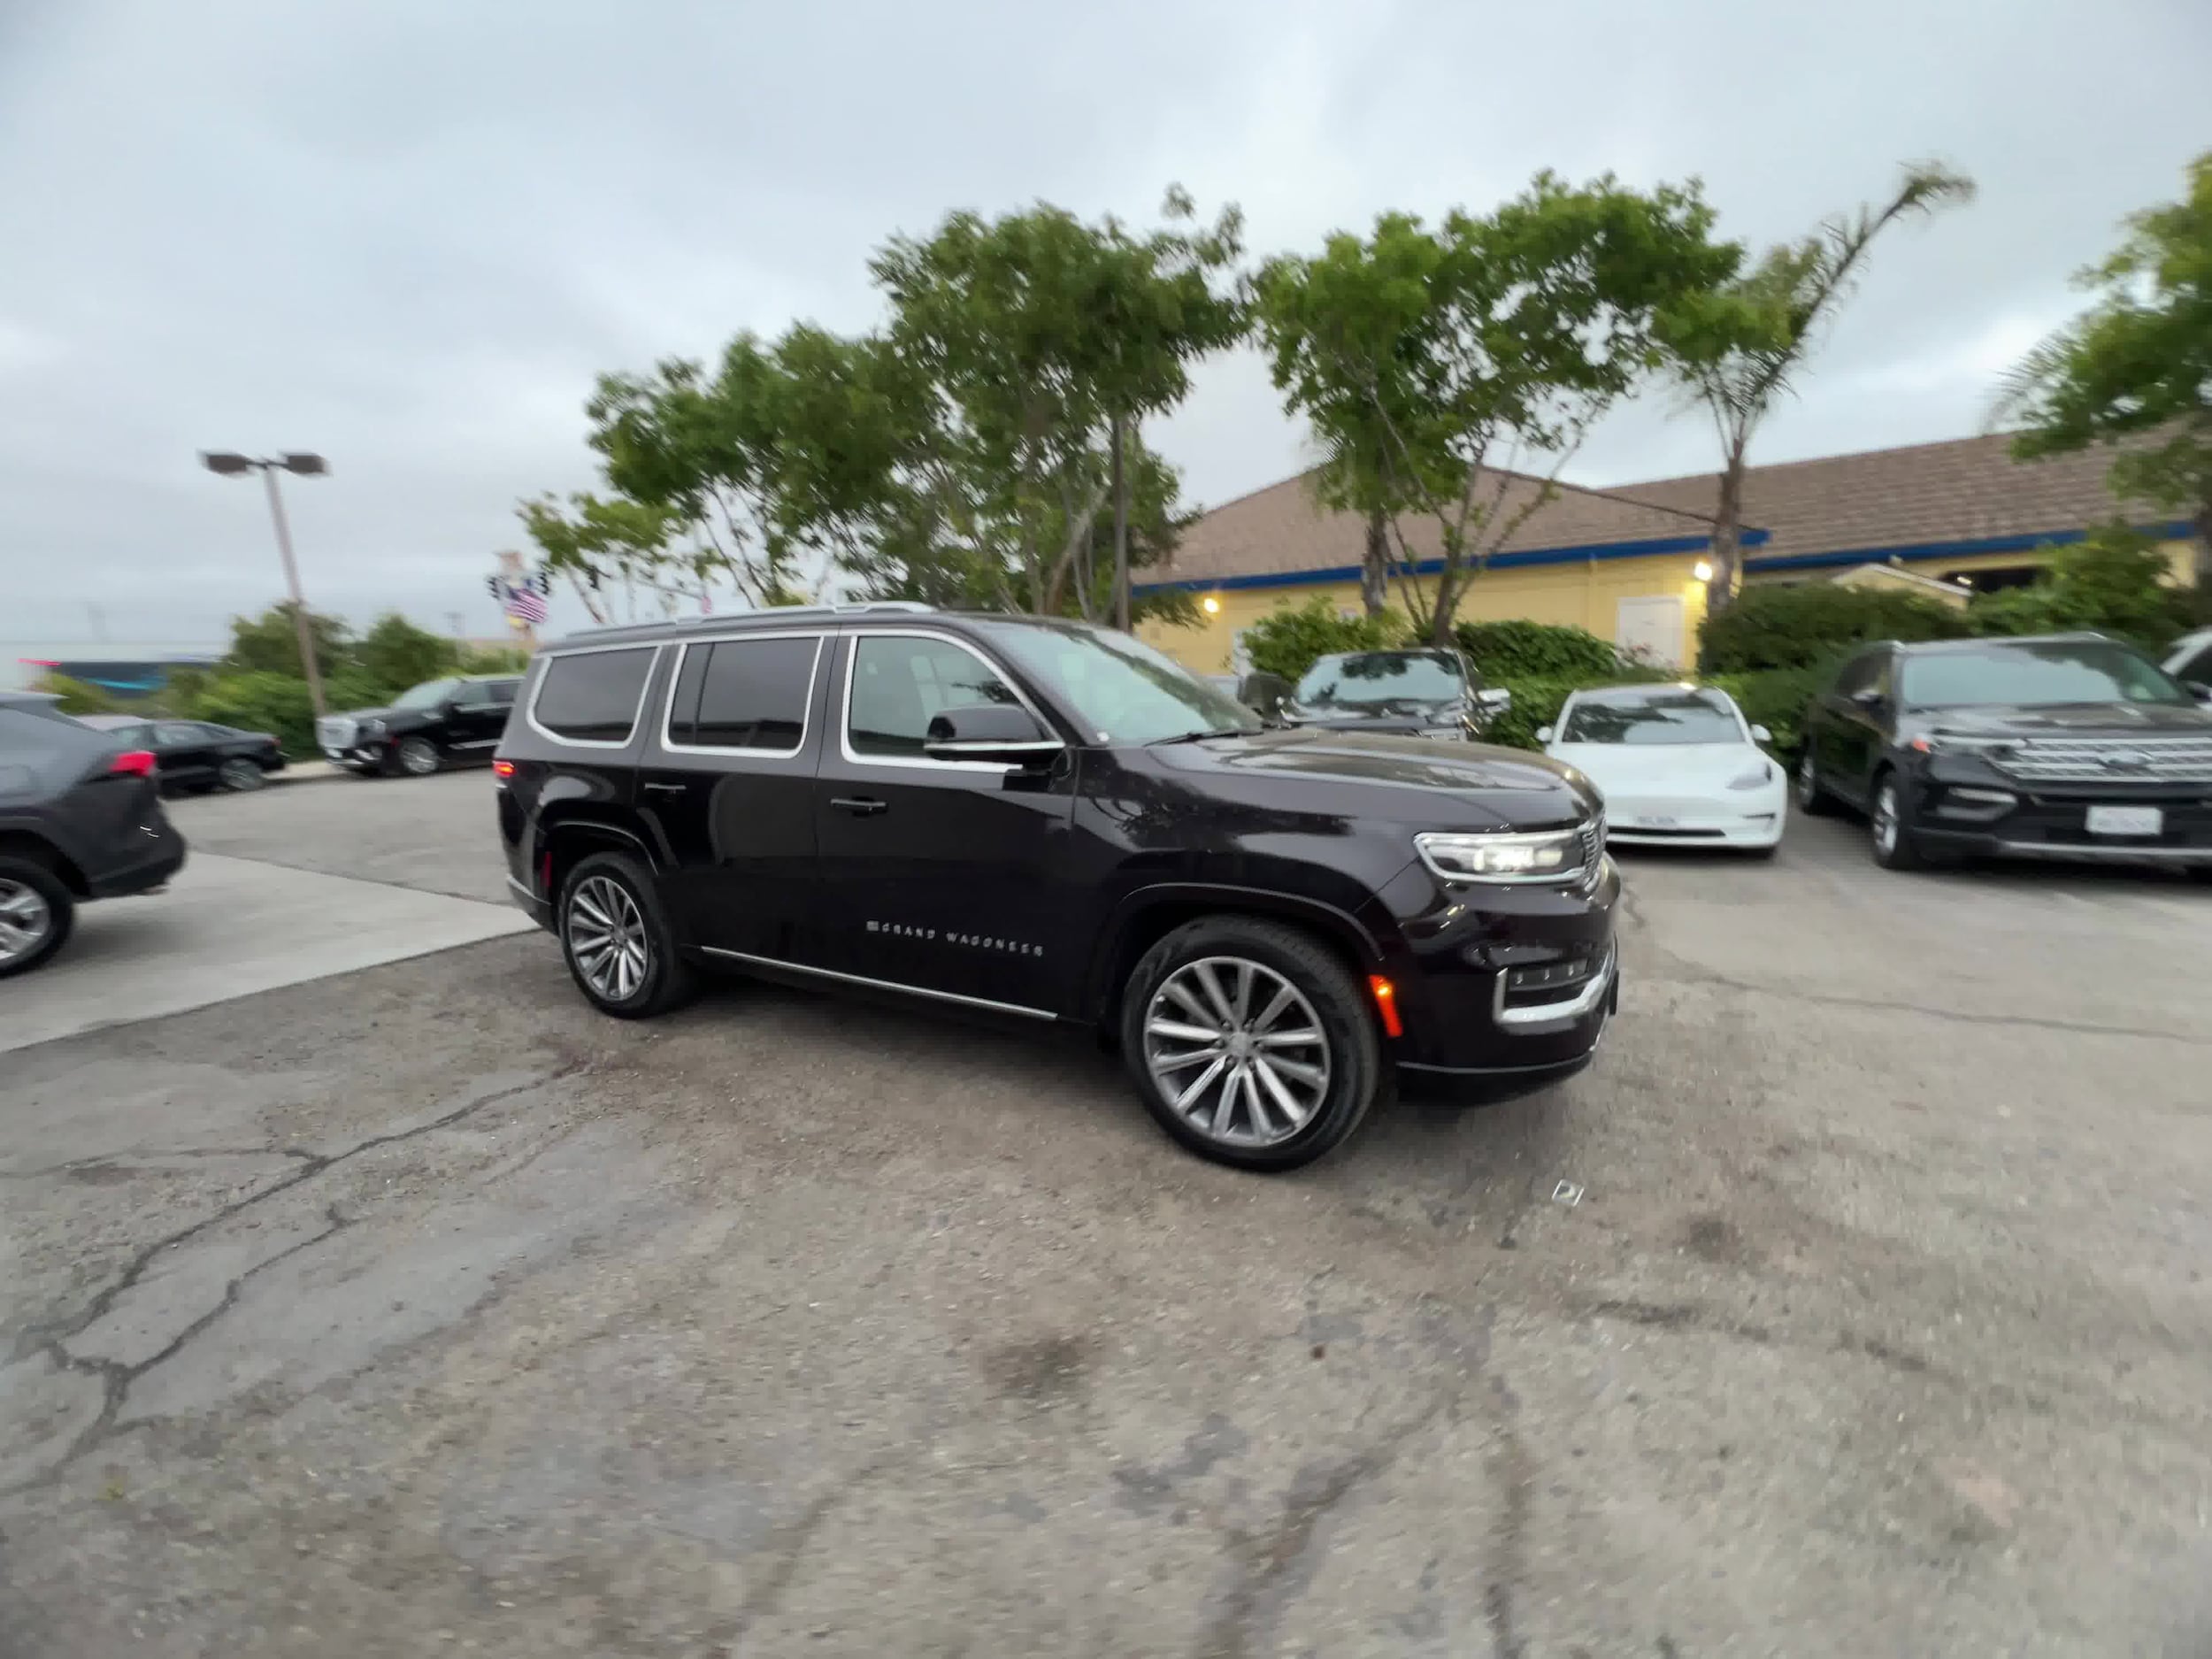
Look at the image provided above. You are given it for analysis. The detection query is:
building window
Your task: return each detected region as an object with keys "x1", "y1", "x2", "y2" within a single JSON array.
[{"x1": 1945, "y1": 565, "x2": 2043, "y2": 593}]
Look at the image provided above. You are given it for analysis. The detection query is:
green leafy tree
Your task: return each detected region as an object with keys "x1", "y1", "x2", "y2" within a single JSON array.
[
  {"x1": 517, "y1": 493, "x2": 687, "y2": 625},
  {"x1": 1258, "y1": 174, "x2": 1741, "y2": 645},
  {"x1": 354, "y1": 612, "x2": 459, "y2": 695},
  {"x1": 219, "y1": 601, "x2": 353, "y2": 680},
  {"x1": 1964, "y1": 524, "x2": 2193, "y2": 649},
  {"x1": 1666, "y1": 163, "x2": 1976, "y2": 612},
  {"x1": 1993, "y1": 152, "x2": 2212, "y2": 602},
  {"x1": 32, "y1": 673, "x2": 130, "y2": 716},
  {"x1": 868, "y1": 190, "x2": 1244, "y2": 620}
]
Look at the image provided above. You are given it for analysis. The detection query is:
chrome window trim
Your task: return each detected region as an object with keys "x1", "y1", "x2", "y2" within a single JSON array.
[
  {"x1": 657, "y1": 632, "x2": 826, "y2": 758},
  {"x1": 523, "y1": 641, "x2": 665, "y2": 750},
  {"x1": 837, "y1": 628, "x2": 1059, "y2": 773}
]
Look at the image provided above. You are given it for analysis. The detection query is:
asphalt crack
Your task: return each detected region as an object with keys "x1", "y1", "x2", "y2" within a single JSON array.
[{"x1": 3, "y1": 1062, "x2": 583, "y2": 1494}]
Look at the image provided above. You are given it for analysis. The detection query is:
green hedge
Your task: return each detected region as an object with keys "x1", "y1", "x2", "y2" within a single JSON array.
[
  {"x1": 1480, "y1": 663, "x2": 1824, "y2": 758},
  {"x1": 1239, "y1": 597, "x2": 1407, "y2": 681},
  {"x1": 190, "y1": 670, "x2": 391, "y2": 759},
  {"x1": 1699, "y1": 583, "x2": 1968, "y2": 672},
  {"x1": 1453, "y1": 619, "x2": 1622, "y2": 680}
]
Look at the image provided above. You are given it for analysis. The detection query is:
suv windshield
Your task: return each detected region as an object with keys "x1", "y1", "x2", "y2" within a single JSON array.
[
  {"x1": 1295, "y1": 650, "x2": 1465, "y2": 709},
  {"x1": 976, "y1": 623, "x2": 1259, "y2": 745},
  {"x1": 1899, "y1": 641, "x2": 2191, "y2": 710},
  {"x1": 390, "y1": 678, "x2": 459, "y2": 710},
  {"x1": 1561, "y1": 691, "x2": 1743, "y2": 745}
]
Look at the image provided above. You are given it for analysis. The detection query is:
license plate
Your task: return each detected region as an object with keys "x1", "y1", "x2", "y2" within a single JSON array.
[
  {"x1": 2085, "y1": 805, "x2": 2162, "y2": 837},
  {"x1": 1633, "y1": 815, "x2": 1678, "y2": 828}
]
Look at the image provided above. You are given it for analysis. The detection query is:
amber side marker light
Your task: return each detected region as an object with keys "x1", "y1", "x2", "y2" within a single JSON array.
[{"x1": 1368, "y1": 974, "x2": 1403, "y2": 1038}]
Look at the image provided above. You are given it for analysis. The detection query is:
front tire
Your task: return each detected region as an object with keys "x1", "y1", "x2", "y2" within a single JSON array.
[
  {"x1": 1870, "y1": 772, "x2": 1947, "y2": 872},
  {"x1": 218, "y1": 756, "x2": 266, "y2": 792},
  {"x1": 0, "y1": 858, "x2": 74, "y2": 979},
  {"x1": 395, "y1": 736, "x2": 440, "y2": 778},
  {"x1": 1795, "y1": 750, "x2": 1839, "y2": 817},
  {"x1": 1119, "y1": 917, "x2": 1381, "y2": 1171},
  {"x1": 557, "y1": 851, "x2": 695, "y2": 1018}
]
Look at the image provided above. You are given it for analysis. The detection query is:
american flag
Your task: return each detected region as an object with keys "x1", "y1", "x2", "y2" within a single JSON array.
[{"x1": 500, "y1": 580, "x2": 549, "y2": 626}]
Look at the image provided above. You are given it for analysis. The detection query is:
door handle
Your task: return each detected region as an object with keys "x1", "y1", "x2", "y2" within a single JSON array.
[
  {"x1": 830, "y1": 795, "x2": 888, "y2": 817},
  {"x1": 641, "y1": 781, "x2": 687, "y2": 795}
]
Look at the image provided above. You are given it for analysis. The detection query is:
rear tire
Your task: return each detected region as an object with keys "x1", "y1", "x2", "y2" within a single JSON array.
[
  {"x1": 0, "y1": 857, "x2": 74, "y2": 979},
  {"x1": 1119, "y1": 917, "x2": 1381, "y2": 1172},
  {"x1": 557, "y1": 851, "x2": 695, "y2": 1018},
  {"x1": 219, "y1": 756, "x2": 266, "y2": 792}
]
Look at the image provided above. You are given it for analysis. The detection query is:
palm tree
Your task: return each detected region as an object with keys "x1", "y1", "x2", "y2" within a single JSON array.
[{"x1": 1674, "y1": 164, "x2": 1977, "y2": 614}]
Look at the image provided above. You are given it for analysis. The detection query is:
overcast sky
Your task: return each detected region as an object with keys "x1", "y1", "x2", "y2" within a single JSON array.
[{"x1": 3, "y1": 0, "x2": 2206, "y2": 647}]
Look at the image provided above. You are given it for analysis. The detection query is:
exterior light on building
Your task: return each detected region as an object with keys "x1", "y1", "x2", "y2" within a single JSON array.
[
  {"x1": 1692, "y1": 559, "x2": 1715, "y2": 583},
  {"x1": 1202, "y1": 595, "x2": 1222, "y2": 614}
]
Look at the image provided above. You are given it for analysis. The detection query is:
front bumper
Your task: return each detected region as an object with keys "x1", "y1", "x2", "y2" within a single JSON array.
[
  {"x1": 1909, "y1": 764, "x2": 2212, "y2": 864},
  {"x1": 1371, "y1": 853, "x2": 1622, "y2": 1074},
  {"x1": 324, "y1": 744, "x2": 388, "y2": 770}
]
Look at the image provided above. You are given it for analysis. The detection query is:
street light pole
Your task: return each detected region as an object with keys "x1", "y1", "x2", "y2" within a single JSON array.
[{"x1": 202, "y1": 451, "x2": 330, "y2": 719}]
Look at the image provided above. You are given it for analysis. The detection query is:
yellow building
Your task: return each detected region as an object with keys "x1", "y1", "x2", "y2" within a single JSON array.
[{"x1": 1139, "y1": 433, "x2": 2198, "y2": 672}]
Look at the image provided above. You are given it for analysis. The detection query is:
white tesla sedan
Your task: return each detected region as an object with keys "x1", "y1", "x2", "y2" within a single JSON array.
[{"x1": 1540, "y1": 683, "x2": 1787, "y2": 854}]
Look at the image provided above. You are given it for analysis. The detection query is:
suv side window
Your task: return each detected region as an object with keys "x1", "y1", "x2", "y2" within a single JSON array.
[
  {"x1": 846, "y1": 634, "x2": 1020, "y2": 761},
  {"x1": 531, "y1": 648, "x2": 657, "y2": 745},
  {"x1": 1831, "y1": 650, "x2": 1886, "y2": 701},
  {"x1": 2173, "y1": 637, "x2": 2212, "y2": 684},
  {"x1": 666, "y1": 635, "x2": 819, "y2": 754},
  {"x1": 473, "y1": 679, "x2": 518, "y2": 707}
]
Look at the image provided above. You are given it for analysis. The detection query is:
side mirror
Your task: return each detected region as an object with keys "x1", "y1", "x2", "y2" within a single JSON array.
[
  {"x1": 923, "y1": 703, "x2": 1060, "y2": 766},
  {"x1": 1849, "y1": 687, "x2": 1886, "y2": 710},
  {"x1": 1472, "y1": 687, "x2": 1513, "y2": 711},
  {"x1": 1750, "y1": 723, "x2": 1773, "y2": 743},
  {"x1": 1535, "y1": 726, "x2": 1555, "y2": 743},
  {"x1": 2188, "y1": 680, "x2": 2212, "y2": 703}
]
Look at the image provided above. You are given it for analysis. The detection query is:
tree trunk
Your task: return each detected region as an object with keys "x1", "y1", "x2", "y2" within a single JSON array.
[
  {"x1": 1361, "y1": 505, "x2": 1388, "y2": 616},
  {"x1": 1705, "y1": 442, "x2": 1749, "y2": 617},
  {"x1": 1111, "y1": 412, "x2": 1131, "y2": 632}
]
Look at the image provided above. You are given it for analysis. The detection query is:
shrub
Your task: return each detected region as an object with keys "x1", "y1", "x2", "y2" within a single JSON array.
[
  {"x1": 187, "y1": 670, "x2": 388, "y2": 758},
  {"x1": 1705, "y1": 664, "x2": 1830, "y2": 759},
  {"x1": 1240, "y1": 596, "x2": 1407, "y2": 682},
  {"x1": 1453, "y1": 618, "x2": 1621, "y2": 680},
  {"x1": 31, "y1": 673, "x2": 133, "y2": 716},
  {"x1": 1699, "y1": 582, "x2": 1967, "y2": 672},
  {"x1": 1964, "y1": 524, "x2": 2193, "y2": 651}
]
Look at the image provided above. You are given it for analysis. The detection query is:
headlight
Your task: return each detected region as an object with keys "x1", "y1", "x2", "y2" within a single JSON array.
[
  {"x1": 1726, "y1": 763, "x2": 1775, "y2": 790},
  {"x1": 359, "y1": 718, "x2": 386, "y2": 738},
  {"x1": 1415, "y1": 826, "x2": 1584, "y2": 884},
  {"x1": 1907, "y1": 733, "x2": 2011, "y2": 758}
]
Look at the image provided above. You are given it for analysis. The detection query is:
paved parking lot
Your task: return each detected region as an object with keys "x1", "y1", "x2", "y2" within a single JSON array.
[{"x1": 4, "y1": 773, "x2": 2208, "y2": 1656}]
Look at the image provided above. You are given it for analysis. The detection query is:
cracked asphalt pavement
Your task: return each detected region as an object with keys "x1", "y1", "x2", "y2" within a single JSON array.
[{"x1": 3, "y1": 773, "x2": 2209, "y2": 1656}]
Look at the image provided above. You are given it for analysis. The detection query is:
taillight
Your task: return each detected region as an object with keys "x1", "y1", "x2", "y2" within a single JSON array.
[
  {"x1": 492, "y1": 759, "x2": 516, "y2": 780},
  {"x1": 107, "y1": 749, "x2": 157, "y2": 779}
]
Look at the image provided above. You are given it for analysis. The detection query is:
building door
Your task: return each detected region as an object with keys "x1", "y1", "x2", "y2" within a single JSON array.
[{"x1": 1614, "y1": 595, "x2": 1685, "y2": 667}]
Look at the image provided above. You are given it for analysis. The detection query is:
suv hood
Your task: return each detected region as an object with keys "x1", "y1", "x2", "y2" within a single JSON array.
[
  {"x1": 1281, "y1": 695, "x2": 1463, "y2": 731},
  {"x1": 1151, "y1": 727, "x2": 1595, "y2": 830},
  {"x1": 1913, "y1": 700, "x2": 2212, "y2": 739}
]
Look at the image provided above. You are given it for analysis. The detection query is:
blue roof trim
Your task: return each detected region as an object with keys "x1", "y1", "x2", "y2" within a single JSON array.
[
  {"x1": 1744, "y1": 520, "x2": 2195, "y2": 574},
  {"x1": 1134, "y1": 527, "x2": 1766, "y2": 596}
]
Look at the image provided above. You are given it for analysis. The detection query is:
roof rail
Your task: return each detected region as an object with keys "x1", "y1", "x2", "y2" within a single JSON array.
[{"x1": 660, "y1": 600, "x2": 937, "y2": 629}]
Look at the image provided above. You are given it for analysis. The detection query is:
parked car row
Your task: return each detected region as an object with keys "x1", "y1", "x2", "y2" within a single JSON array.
[{"x1": 74, "y1": 714, "x2": 286, "y2": 794}]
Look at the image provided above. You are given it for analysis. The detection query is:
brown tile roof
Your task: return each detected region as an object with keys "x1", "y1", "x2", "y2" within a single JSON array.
[
  {"x1": 1159, "y1": 432, "x2": 2177, "y2": 588},
  {"x1": 1608, "y1": 432, "x2": 2167, "y2": 565},
  {"x1": 1149, "y1": 468, "x2": 1719, "y2": 587}
]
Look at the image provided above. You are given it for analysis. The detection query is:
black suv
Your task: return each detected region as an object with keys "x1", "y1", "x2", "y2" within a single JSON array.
[
  {"x1": 494, "y1": 605, "x2": 1617, "y2": 1170},
  {"x1": 1, "y1": 692, "x2": 187, "y2": 976},
  {"x1": 1797, "y1": 632, "x2": 2212, "y2": 872},
  {"x1": 319, "y1": 674, "x2": 523, "y2": 776},
  {"x1": 1279, "y1": 648, "x2": 1510, "y2": 741}
]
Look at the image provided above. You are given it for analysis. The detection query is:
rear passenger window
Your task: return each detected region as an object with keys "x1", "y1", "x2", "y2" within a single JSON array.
[
  {"x1": 486, "y1": 680, "x2": 518, "y2": 706},
  {"x1": 532, "y1": 649, "x2": 656, "y2": 744},
  {"x1": 667, "y1": 636, "x2": 818, "y2": 752}
]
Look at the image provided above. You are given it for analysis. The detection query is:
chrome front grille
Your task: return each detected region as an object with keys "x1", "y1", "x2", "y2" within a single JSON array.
[
  {"x1": 1576, "y1": 810, "x2": 1607, "y2": 889},
  {"x1": 316, "y1": 716, "x2": 357, "y2": 749},
  {"x1": 1995, "y1": 736, "x2": 2212, "y2": 784}
]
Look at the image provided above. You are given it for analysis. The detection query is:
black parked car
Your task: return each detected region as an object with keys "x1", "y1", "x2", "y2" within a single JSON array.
[
  {"x1": 0, "y1": 692, "x2": 186, "y2": 977},
  {"x1": 1279, "y1": 648, "x2": 1510, "y2": 740},
  {"x1": 494, "y1": 604, "x2": 1617, "y2": 1171},
  {"x1": 77, "y1": 714, "x2": 286, "y2": 793},
  {"x1": 1796, "y1": 632, "x2": 2212, "y2": 872},
  {"x1": 319, "y1": 673, "x2": 523, "y2": 776}
]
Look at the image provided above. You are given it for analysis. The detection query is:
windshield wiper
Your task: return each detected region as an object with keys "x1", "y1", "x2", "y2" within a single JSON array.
[{"x1": 1148, "y1": 726, "x2": 1255, "y2": 746}]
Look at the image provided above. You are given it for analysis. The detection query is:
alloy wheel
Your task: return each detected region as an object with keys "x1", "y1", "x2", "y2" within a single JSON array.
[
  {"x1": 0, "y1": 879, "x2": 53, "y2": 965},
  {"x1": 398, "y1": 738, "x2": 439, "y2": 776},
  {"x1": 219, "y1": 757, "x2": 265, "y2": 791},
  {"x1": 1872, "y1": 782, "x2": 1900, "y2": 857},
  {"x1": 567, "y1": 875, "x2": 650, "y2": 1002},
  {"x1": 1796, "y1": 752, "x2": 1819, "y2": 810},
  {"x1": 1142, "y1": 956, "x2": 1332, "y2": 1149}
]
